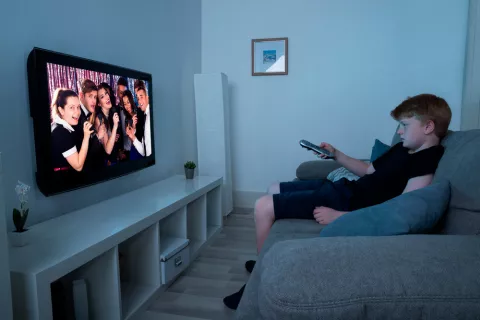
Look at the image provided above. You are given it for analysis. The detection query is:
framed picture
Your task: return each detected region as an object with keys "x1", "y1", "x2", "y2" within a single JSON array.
[{"x1": 251, "y1": 37, "x2": 288, "y2": 76}]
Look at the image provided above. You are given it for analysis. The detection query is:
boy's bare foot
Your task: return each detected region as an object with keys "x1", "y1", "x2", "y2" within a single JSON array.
[{"x1": 313, "y1": 206, "x2": 347, "y2": 224}]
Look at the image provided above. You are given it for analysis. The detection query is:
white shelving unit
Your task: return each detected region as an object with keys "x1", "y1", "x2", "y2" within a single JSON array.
[
  {"x1": 9, "y1": 175, "x2": 223, "y2": 320},
  {"x1": 194, "y1": 73, "x2": 233, "y2": 217}
]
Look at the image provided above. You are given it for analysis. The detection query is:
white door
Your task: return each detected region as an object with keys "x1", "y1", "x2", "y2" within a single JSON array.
[{"x1": 0, "y1": 153, "x2": 13, "y2": 319}]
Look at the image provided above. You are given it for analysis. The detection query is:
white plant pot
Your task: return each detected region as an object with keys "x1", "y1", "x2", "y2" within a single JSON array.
[{"x1": 9, "y1": 231, "x2": 29, "y2": 247}]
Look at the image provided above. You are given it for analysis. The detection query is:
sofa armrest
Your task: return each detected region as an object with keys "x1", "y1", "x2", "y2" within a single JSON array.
[
  {"x1": 295, "y1": 160, "x2": 341, "y2": 180},
  {"x1": 257, "y1": 235, "x2": 480, "y2": 320}
]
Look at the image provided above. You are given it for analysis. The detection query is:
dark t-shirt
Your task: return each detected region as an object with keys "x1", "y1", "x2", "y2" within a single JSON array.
[
  {"x1": 348, "y1": 142, "x2": 445, "y2": 210},
  {"x1": 51, "y1": 125, "x2": 77, "y2": 171}
]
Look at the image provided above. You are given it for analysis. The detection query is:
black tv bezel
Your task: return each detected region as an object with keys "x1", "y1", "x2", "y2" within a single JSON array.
[{"x1": 27, "y1": 47, "x2": 155, "y2": 197}]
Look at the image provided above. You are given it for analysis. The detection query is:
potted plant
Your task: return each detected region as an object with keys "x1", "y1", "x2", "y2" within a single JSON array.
[
  {"x1": 10, "y1": 181, "x2": 31, "y2": 247},
  {"x1": 184, "y1": 161, "x2": 196, "y2": 179}
]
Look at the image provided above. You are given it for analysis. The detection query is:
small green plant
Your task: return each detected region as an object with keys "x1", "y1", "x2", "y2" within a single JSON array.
[
  {"x1": 184, "y1": 161, "x2": 196, "y2": 169},
  {"x1": 13, "y1": 181, "x2": 31, "y2": 233}
]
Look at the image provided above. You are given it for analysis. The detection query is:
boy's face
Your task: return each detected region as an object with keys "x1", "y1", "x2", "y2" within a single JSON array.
[
  {"x1": 136, "y1": 89, "x2": 149, "y2": 112},
  {"x1": 397, "y1": 116, "x2": 433, "y2": 150},
  {"x1": 80, "y1": 90, "x2": 97, "y2": 113}
]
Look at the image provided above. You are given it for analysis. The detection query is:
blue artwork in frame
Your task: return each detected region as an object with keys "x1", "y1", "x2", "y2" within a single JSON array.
[{"x1": 263, "y1": 50, "x2": 276, "y2": 63}]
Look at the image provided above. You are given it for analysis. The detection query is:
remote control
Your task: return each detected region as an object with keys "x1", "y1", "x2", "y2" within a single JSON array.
[{"x1": 299, "y1": 140, "x2": 335, "y2": 159}]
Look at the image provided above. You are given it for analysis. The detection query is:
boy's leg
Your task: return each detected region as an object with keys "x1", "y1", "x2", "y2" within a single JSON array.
[
  {"x1": 225, "y1": 179, "x2": 349, "y2": 310},
  {"x1": 267, "y1": 178, "x2": 334, "y2": 195},
  {"x1": 254, "y1": 195, "x2": 275, "y2": 253},
  {"x1": 255, "y1": 179, "x2": 351, "y2": 253},
  {"x1": 256, "y1": 179, "x2": 328, "y2": 253}
]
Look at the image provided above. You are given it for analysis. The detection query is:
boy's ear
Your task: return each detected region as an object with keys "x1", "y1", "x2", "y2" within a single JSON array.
[
  {"x1": 424, "y1": 119, "x2": 435, "y2": 135},
  {"x1": 79, "y1": 92, "x2": 84, "y2": 100}
]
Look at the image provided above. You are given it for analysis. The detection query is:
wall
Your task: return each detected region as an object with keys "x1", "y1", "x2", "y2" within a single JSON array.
[
  {"x1": 461, "y1": 0, "x2": 480, "y2": 130},
  {"x1": 0, "y1": 0, "x2": 201, "y2": 228},
  {"x1": 0, "y1": 154, "x2": 12, "y2": 320},
  {"x1": 202, "y1": 0, "x2": 469, "y2": 205}
]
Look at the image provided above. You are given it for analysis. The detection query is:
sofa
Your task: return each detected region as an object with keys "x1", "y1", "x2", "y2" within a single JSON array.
[{"x1": 235, "y1": 129, "x2": 480, "y2": 319}]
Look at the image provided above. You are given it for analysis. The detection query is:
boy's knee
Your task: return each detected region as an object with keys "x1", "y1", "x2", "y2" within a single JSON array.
[{"x1": 254, "y1": 195, "x2": 275, "y2": 220}]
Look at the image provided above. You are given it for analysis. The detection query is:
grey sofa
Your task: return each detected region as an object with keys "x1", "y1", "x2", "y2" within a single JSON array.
[{"x1": 235, "y1": 129, "x2": 480, "y2": 319}]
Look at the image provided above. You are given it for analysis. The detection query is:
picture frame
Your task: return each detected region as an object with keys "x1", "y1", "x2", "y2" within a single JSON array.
[{"x1": 251, "y1": 37, "x2": 288, "y2": 76}]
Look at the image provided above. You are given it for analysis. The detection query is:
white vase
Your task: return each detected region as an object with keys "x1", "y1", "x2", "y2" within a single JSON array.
[{"x1": 9, "y1": 231, "x2": 28, "y2": 247}]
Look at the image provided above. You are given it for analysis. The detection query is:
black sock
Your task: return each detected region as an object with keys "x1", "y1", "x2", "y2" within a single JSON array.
[
  {"x1": 245, "y1": 260, "x2": 256, "y2": 273},
  {"x1": 223, "y1": 284, "x2": 245, "y2": 310}
]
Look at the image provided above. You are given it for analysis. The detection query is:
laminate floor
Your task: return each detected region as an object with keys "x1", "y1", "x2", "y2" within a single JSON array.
[{"x1": 137, "y1": 210, "x2": 256, "y2": 320}]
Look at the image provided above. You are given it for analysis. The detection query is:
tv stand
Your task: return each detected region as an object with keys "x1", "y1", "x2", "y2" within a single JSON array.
[{"x1": 9, "y1": 175, "x2": 223, "y2": 320}]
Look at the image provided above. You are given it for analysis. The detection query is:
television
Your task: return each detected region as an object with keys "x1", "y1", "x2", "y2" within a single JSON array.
[{"x1": 27, "y1": 47, "x2": 155, "y2": 196}]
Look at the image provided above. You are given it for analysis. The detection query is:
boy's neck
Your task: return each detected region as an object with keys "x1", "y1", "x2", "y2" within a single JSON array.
[{"x1": 410, "y1": 137, "x2": 440, "y2": 153}]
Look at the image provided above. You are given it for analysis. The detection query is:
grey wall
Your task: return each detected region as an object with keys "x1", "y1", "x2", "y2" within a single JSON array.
[
  {"x1": 0, "y1": 157, "x2": 12, "y2": 320},
  {"x1": 462, "y1": 0, "x2": 480, "y2": 130},
  {"x1": 0, "y1": 0, "x2": 201, "y2": 229},
  {"x1": 202, "y1": 0, "x2": 468, "y2": 194}
]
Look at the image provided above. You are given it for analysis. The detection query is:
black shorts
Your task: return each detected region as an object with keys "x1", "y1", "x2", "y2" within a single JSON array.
[{"x1": 272, "y1": 178, "x2": 354, "y2": 220}]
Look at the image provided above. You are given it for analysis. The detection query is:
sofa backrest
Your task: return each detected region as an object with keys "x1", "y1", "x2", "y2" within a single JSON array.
[
  {"x1": 433, "y1": 129, "x2": 480, "y2": 235},
  {"x1": 391, "y1": 124, "x2": 402, "y2": 146}
]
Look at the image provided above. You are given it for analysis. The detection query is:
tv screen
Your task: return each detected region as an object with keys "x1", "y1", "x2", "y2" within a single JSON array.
[{"x1": 27, "y1": 48, "x2": 155, "y2": 196}]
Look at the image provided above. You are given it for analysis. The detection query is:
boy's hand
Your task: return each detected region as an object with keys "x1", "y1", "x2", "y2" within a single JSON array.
[
  {"x1": 315, "y1": 142, "x2": 336, "y2": 159},
  {"x1": 313, "y1": 206, "x2": 347, "y2": 224}
]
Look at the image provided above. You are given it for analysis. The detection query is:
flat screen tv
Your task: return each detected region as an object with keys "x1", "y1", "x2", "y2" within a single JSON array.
[{"x1": 27, "y1": 47, "x2": 155, "y2": 196}]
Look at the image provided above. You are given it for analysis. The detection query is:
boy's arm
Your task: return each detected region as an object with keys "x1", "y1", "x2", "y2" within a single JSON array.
[
  {"x1": 402, "y1": 174, "x2": 434, "y2": 194},
  {"x1": 334, "y1": 150, "x2": 373, "y2": 177}
]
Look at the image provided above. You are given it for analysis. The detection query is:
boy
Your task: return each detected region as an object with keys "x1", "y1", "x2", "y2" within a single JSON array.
[
  {"x1": 73, "y1": 80, "x2": 97, "y2": 156},
  {"x1": 223, "y1": 93, "x2": 452, "y2": 310},
  {"x1": 78, "y1": 79, "x2": 97, "y2": 120},
  {"x1": 126, "y1": 84, "x2": 151, "y2": 157}
]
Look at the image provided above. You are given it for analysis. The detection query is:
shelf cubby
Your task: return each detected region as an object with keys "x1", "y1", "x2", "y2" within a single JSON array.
[
  {"x1": 118, "y1": 223, "x2": 160, "y2": 320},
  {"x1": 206, "y1": 186, "x2": 222, "y2": 239},
  {"x1": 50, "y1": 247, "x2": 122, "y2": 320},
  {"x1": 159, "y1": 207, "x2": 188, "y2": 261},
  {"x1": 187, "y1": 194, "x2": 207, "y2": 256}
]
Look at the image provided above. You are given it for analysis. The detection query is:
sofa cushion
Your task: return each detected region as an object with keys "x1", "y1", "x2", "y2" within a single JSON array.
[
  {"x1": 257, "y1": 235, "x2": 480, "y2": 320},
  {"x1": 370, "y1": 139, "x2": 391, "y2": 162},
  {"x1": 266, "y1": 219, "x2": 324, "y2": 241},
  {"x1": 319, "y1": 180, "x2": 450, "y2": 237},
  {"x1": 296, "y1": 160, "x2": 342, "y2": 180},
  {"x1": 434, "y1": 130, "x2": 480, "y2": 234}
]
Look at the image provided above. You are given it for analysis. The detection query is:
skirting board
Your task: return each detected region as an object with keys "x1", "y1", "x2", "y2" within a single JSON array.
[{"x1": 233, "y1": 190, "x2": 265, "y2": 209}]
